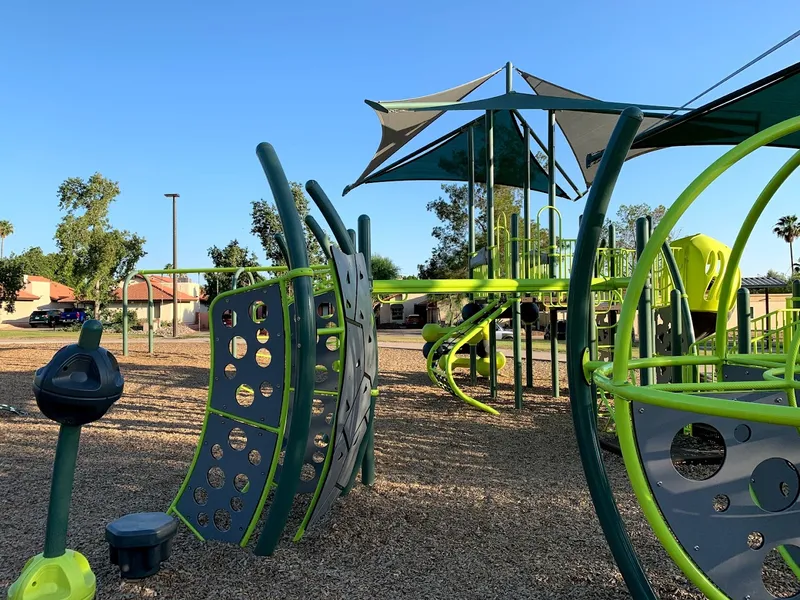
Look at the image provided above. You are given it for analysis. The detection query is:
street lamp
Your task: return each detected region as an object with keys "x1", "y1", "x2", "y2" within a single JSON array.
[{"x1": 164, "y1": 193, "x2": 180, "y2": 338}]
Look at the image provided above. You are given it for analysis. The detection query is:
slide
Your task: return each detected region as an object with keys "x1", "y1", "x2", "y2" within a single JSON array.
[{"x1": 426, "y1": 298, "x2": 512, "y2": 415}]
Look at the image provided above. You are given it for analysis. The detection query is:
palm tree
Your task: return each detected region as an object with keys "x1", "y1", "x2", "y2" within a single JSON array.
[
  {"x1": 0, "y1": 220, "x2": 13, "y2": 259},
  {"x1": 774, "y1": 215, "x2": 800, "y2": 274}
]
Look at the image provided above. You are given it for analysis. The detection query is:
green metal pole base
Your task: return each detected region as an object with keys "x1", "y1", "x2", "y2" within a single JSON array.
[{"x1": 7, "y1": 550, "x2": 96, "y2": 600}]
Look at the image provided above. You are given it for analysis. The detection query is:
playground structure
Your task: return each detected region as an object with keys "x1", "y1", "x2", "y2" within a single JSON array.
[{"x1": 569, "y1": 61, "x2": 800, "y2": 599}]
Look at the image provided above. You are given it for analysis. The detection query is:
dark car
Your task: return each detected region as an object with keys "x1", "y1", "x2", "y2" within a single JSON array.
[
  {"x1": 29, "y1": 310, "x2": 63, "y2": 328},
  {"x1": 60, "y1": 308, "x2": 88, "y2": 324},
  {"x1": 404, "y1": 314, "x2": 424, "y2": 328}
]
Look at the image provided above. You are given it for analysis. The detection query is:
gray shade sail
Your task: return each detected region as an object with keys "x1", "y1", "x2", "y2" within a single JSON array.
[
  {"x1": 348, "y1": 68, "x2": 501, "y2": 192},
  {"x1": 517, "y1": 69, "x2": 669, "y2": 186},
  {"x1": 354, "y1": 110, "x2": 570, "y2": 198}
]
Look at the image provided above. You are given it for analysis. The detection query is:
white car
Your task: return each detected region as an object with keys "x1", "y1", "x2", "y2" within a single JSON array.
[{"x1": 495, "y1": 322, "x2": 514, "y2": 340}]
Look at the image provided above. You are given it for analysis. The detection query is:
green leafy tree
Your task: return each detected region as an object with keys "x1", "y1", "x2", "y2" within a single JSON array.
[
  {"x1": 601, "y1": 203, "x2": 674, "y2": 250},
  {"x1": 15, "y1": 247, "x2": 59, "y2": 280},
  {"x1": 371, "y1": 255, "x2": 400, "y2": 280},
  {"x1": 0, "y1": 220, "x2": 13, "y2": 258},
  {"x1": 54, "y1": 173, "x2": 146, "y2": 312},
  {"x1": 202, "y1": 240, "x2": 264, "y2": 306},
  {"x1": 250, "y1": 181, "x2": 325, "y2": 266},
  {"x1": 0, "y1": 257, "x2": 25, "y2": 312},
  {"x1": 773, "y1": 215, "x2": 800, "y2": 274}
]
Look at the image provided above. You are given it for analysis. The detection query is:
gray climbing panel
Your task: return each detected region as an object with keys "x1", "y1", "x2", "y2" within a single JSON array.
[
  {"x1": 171, "y1": 281, "x2": 289, "y2": 544},
  {"x1": 305, "y1": 248, "x2": 375, "y2": 528},
  {"x1": 654, "y1": 306, "x2": 685, "y2": 384},
  {"x1": 633, "y1": 364, "x2": 800, "y2": 600}
]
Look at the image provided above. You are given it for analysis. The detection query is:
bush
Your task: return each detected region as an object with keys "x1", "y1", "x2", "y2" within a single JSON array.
[{"x1": 99, "y1": 308, "x2": 140, "y2": 332}]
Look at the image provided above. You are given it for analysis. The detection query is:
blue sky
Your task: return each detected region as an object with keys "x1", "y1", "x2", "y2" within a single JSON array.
[{"x1": 1, "y1": 2, "x2": 799, "y2": 279}]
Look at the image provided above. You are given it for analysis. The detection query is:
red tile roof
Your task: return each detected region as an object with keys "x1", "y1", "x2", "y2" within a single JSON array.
[
  {"x1": 16, "y1": 290, "x2": 40, "y2": 301},
  {"x1": 22, "y1": 276, "x2": 77, "y2": 303},
  {"x1": 113, "y1": 277, "x2": 198, "y2": 302}
]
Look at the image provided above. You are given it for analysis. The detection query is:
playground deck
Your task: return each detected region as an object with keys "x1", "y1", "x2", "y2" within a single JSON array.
[{"x1": 0, "y1": 341, "x2": 761, "y2": 599}]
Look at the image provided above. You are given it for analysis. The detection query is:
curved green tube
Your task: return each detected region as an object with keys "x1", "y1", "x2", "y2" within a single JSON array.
[
  {"x1": 253, "y1": 143, "x2": 317, "y2": 556},
  {"x1": 305, "y1": 180, "x2": 357, "y2": 255},
  {"x1": 565, "y1": 106, "x2": 658, "y2": 600}
]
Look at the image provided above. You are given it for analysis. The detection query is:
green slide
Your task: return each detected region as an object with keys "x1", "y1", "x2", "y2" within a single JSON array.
[{"x1": 426, "y1": 299, "x2": 512, "y2": 415}]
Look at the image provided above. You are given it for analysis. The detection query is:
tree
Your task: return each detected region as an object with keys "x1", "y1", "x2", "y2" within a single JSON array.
[
  {"x1": 0, "y1": 220, "x2": 13, "y2": 258},
  {"x1": 202, "y1": 240, "x2": 264, "y2": 306},
  {"x1": 0, "y1": 257, "x2": 25, "y2": 312},
  {"x1": 773, "y1": 215, "x2": 800, "y2": 274},
  {"x1": 251, "y1": 181, "x2": 326, "y2": 266},
  {"x1": 371, "y1": 255, "x2": 400, "y2": 280},
  {"x1": 601, "y1": 203, "x2": 675, "y2": 249},
  {"x1": 54, "y1": 173, "x2": 146, "y2": 312},
  {"x1": 15, "y1": 247, "x2": 59, "y2": 280}
]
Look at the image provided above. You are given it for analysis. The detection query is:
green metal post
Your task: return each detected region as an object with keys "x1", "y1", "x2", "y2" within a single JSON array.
[
  {"x1": 524, "y1": 122, "x2": 533, "y2": 388},
  {"x1": 306, "y1": 181, "x2": 357, "y2": 254},
  {"x1": 547, "y1": 109, "x2": 559, "y2": 397},
  {"x1": 635, "y1": 217, "x2": 654, "y2": 385},
  {"x1": 607, "y1": 225, "x2": 617, "y2": 360},
  {"x1": 304, "y1": 216, "x2": 332, "y2": 260},
  {"x1": 486, "y1": 109, "x2": 497, "y2": 399},
  {"x1": 565, "y1": 106, "x2": 657, "y2": 600},
  {"x1": 468, "y1": 125, "x2": 477, "y2": 386},
  {"x1": 348, "y1": 228, "x2": 357, "y2": 248},
  {"x1": 43, "y1": 425, "x2": 81, "y2": 558},
  {"x1": 671, "y1": 289, "x2": 684, "y2": 382},
  {"x1": 737, "y1": 287, "x2": 751, "y2": 355},
  {"x1": 589, "y1": 296, "x2": 598, "y2": 411},
  {"x1": 254, "y1": 143, "x2": 316, "y2": 557},
  {"x1": 505, "y1": 61, "x2": 513, "y2": 92},
  {"x1": 122, "y1": 273, "x2": 153, "y2": 356},
  {"x1": 511, "y1": 213, "x2": 522, "y2": 408},
  {"x1": 357, "y1": 215, "x2": 378, "y2": 488},
  {"x1": 275, "y1": 233, "x2": 292, "y2": 267}
]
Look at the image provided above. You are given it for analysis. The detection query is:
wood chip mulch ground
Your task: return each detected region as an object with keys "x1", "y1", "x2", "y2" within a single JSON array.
[{"x1": 0, "y1": 340, "x2": 735, "y2": 599}]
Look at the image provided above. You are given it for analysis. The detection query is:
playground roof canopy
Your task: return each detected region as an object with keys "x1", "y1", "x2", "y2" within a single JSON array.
[
  {"x1": 345, "y1": 109, "x2": 570, "y2": 198},
  {"x1": 740, "y1": 276, "x2": 790, "y2": 289}
]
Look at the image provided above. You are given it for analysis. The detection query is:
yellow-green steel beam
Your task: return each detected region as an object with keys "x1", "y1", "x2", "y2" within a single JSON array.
[{"x1": 372, "y1": 277, "x2": 630, "y2": 295}]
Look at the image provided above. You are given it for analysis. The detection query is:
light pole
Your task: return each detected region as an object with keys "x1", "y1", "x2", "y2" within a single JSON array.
[{"x1": 164, "y1": 193, "x2": 180, "y2": 338}]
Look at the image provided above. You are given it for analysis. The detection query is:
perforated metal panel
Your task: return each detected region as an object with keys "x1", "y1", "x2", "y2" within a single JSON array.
[{"x1": 633, "y1": 365, "x2": 800, "y2": 600}]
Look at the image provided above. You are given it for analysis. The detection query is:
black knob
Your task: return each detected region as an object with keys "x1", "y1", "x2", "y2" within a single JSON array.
[{"x1": 32, "y1": 320, "x2": 124, "y2": 426}]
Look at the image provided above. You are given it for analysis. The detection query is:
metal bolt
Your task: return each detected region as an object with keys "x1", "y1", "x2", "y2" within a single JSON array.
[
  {"x1": 657, "y1": 481, "x2": 662, "y2": 487},
  {"x1": 694, "y1": 545, "x2": 700, "y2": 551},
  {"x1": 638, "y1": 407, "x2": 645, "y2": 413}
]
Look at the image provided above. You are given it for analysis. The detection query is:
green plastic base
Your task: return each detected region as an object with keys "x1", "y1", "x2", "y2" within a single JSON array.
[{"x1": 7, "y1": 551, "x2": 96, "y2": 600}]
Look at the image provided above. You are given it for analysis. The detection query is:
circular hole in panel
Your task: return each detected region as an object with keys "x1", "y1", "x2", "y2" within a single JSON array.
[
  {"x1": 751, "y1": 458, "x2": 800, "y2": 512},
  {"x1": 313, "y1": 451, "x2": 325, "y2": 464},
  {"x1": 315, "y1": 365, "x2": 328, "y2": 384},
  {"x1": 326, "y1": 321, "x2": 336, "y2": 329},
  {"x1": 211, "y1": 444, "x2": 224, "y2": 460},
  {"x1": 221, "y1": 309, "x2": 236, "y2": 328},
  {"x1": 762, "y1": 545, "x2": 800, "y2": 598},
  {"x1": 317, "y1": 302, "x2": 335, "y2": 319},
  {"x1": 193, "y1": 487, "x2": 208, "y2": 506},
  {"x1": 748, "y1": 531, "x2": 765, "y2": 550},
  {"x1": 228, "y1": 427, "x2": 247, "y2": 451},
  {"x1": 314, "y1": 433, "x2": 330, "y2": 449},
  {"x1": 236, "y1": 384, "x2": 255, "y2": 407},
  {"x1": 300, "y1": 463, "x2": 316, "y2": 481},
  {"x1": 213, "y1": 509, "x2": 231, "y2": 532},
  {"x1": 326, "y1": 336, "x2": 340, "y2": 352},
  {"x1": 256, "y1": 328, "x2": 270, "y2": 343},
  {"x1": 278, "y1": 450, "x2": 285, "y2": 466},
  {"x1": 250, "y1": 301, "x2": 268, "y2": 324},
  {"x1": 224, "y1": 364, "x2": 237, "y2": 380},
  {"x1": 312, "y1": 398, "x2": 324, "y2": 416},
  {"x1": 249, "y1": 449, "x2": 262, "y2": 466},
  {"x1": 197, "y1": 512, "x2": 209, "y2": 527},
  {"x1": 230, "y1": 497, "x2": 244, "y2": 512},
  {"x1": 207, "y1": 466, "x2": 225, "y2": 489},
  {"x1": 256, "y1": 348, "x2": 272, "y2": 368},
  {"x1": 325, "y1": 412, "x2": 334, "y2": 425},
  {"x1": 260, "y1": 382, "x2": 273, "y2": 398},
  {"x1": 734, "y1": 424, "x2": 752, "y2": 443},
  {"x1": 713, "y1": 494, "x2": 729, "y2": 513},
  {"x1": 228, "y1": 336, "x2": 247, "y2": 360},
  {"x1": 234, "y1": 473, "x2": 249, "y2": 493},
  {"x1": 670, "y1": 424, "x2": 725, "y2": 481},
  {"x1": 332, "y1": 360, "x2": 341, "y2": 373}
]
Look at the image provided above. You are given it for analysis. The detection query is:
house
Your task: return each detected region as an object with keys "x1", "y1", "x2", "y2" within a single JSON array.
[
  {"x1": 0, "y1": 275, "x2": 77, "y2": 326},
  {"x1": 109, "y1": 275, "x2": 205, "y2": 328}
]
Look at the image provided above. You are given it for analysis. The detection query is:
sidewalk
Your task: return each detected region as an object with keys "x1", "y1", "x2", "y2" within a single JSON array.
[{"x1": 377, "y1": 340, "x2": 567, "y2": 362}]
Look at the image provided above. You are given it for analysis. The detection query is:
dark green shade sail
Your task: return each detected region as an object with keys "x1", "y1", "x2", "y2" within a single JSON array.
[
  {"x1": 348, "y1": 110, "x2": 570, "y2": 199},
  {"x1": 618, "y1": 61, "x2": 800, "y2": 158}
]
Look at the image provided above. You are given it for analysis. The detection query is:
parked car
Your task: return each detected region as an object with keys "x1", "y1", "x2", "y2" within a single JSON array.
[
  {"x1": 60, "y1": 308, "x2": 88, "y2": 324},
  {"x1": 29, "y1": 310, "x2": 63, "y2": 328},
  {"x1": 404, "y1": 314, "x2": 424, "y2": 328},
  {"x1": 543, "y1": 320, "x2": 567, "y2": 341},
  {"x1": 495, "y1": 322, "x2": 514, "y2": 340}
]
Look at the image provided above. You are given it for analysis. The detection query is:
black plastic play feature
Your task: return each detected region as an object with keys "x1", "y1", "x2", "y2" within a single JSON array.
[
  {"x1": 33, "y1": 320, "x2": 124, "y2": 426},
  {"x1": 106, "y1": 512, "x2": 178, "y2": 579}
]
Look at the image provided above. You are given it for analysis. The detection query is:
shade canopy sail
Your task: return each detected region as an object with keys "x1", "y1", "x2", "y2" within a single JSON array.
[
  {"x1": 517, "y1": 69, "x2": 672, "y2": 186},
  {"x1": 625, "y1": 60, "x2": 800, "y2": 154},
  {"x1": 348, "y1": 69, "x2": 501, "y2": 192},
  {"x1": 347, "y1": 110, "x2": 570, "y2": 198}
]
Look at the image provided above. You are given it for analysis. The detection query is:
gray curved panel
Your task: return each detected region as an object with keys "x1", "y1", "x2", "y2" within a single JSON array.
[{"x1": 633, "y1": 364, "x2": 800, "y2": 600}]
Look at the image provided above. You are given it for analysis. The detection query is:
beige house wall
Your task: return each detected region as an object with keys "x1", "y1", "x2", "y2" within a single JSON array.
[{"x1": 0, "y1": 278, "x2": 76, "y2": 327}]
